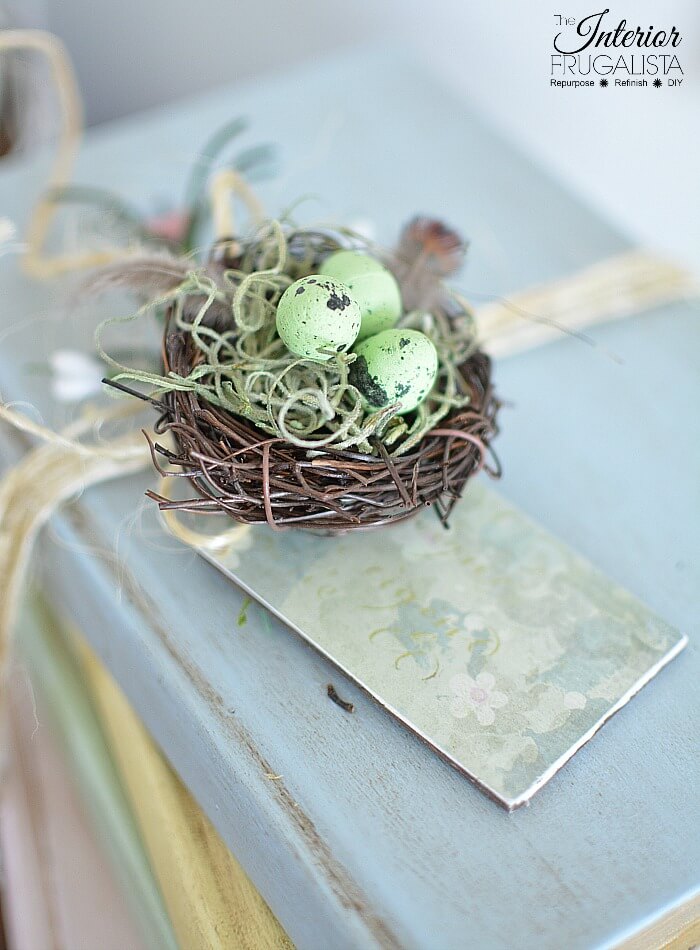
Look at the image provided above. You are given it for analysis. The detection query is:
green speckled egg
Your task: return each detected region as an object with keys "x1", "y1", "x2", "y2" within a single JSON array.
[
  {"x1": 349, "y1": 328, "x2": 438, "y2": 414},
  {"x1": 276, "y1": 275, "x2": 361, "y2": 361},
  {"x1": 320, "y1": 250, "x2": 401, "y2": 342}
]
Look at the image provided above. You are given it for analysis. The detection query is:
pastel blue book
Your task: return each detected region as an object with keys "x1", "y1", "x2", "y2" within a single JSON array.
[{"x1": 199, "y1": 481, "x2": 685, "y2": 810}]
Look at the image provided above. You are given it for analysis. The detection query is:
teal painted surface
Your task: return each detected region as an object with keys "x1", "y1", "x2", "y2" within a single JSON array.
[
  {"x1": 0, "y1": 45, "x2": 698, "y2": 950},
  {"x1": 204, "y1": 481, "x2": 685, "y2": 808}
]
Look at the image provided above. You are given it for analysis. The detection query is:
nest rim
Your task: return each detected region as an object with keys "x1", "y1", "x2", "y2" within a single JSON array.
[{"x1": 146, "y1": 316, "x2": 500, "y2": 534}]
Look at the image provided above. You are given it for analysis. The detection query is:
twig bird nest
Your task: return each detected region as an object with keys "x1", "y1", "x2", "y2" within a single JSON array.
[{"x1": 102, "y1": 217, "x2": 500, "y2": 532}]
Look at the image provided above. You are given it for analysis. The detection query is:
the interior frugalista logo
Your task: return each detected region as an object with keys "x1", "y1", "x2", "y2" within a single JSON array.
[{"x1": 551, "y1": 8, "x2": 684, "y2": 88}]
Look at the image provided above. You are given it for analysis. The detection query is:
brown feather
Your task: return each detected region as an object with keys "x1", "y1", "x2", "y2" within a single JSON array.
[
  {"x1": 77, "y1": 251, "x2": 233, "y2": 327},
  {"x1": 392, "y1": 217, "x2": 467, "y2": 311}
]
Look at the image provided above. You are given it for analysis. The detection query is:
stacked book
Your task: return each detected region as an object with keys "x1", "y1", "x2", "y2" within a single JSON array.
[{"x1": 2, "y1": 595, "x2": 293, "y2": 949}]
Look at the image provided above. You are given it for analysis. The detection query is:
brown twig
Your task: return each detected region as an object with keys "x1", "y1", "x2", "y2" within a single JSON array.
[
  {"x1": 327, "y1": 684, "x2": 355, "y2": 713},
  {"x1": 144, "y1": 307, "x2": 499, "y2": 533}
]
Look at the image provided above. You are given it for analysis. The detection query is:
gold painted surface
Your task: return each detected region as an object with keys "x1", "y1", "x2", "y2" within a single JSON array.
[{"x1": 616, "y1": 892, "x2": 700, "y2": 950}]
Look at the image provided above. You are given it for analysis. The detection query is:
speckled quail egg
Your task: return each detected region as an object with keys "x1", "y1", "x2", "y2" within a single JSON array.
[
  {"x1": 320, "y1": 250, "x2": 402, "y2": 342},
  {"x1": 349, "y1": 328, "x2": 438, "y2": 414},
  {"x1": 276, "y1": 275, "x2": 361, "y2": 361}
]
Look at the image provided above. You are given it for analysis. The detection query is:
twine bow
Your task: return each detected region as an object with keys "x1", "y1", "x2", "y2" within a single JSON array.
[
  {"x1": 1, "y1": 244, "x2": 695, "y2": 688},
  {"x1": 0, "y1": 30, "x2": 697, "y2": 713},
  {"x1": 0, "y1": 405, "x2": 150, "y2": 678}
]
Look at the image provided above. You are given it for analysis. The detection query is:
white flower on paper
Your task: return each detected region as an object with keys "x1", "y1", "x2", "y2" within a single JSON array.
[
  {"x1": 461, "y1": 614, "x2": 487, "y2": 635},
  {"x1": 49, "y1": 349, "x2": 105, "y2": 403},
  {"x1": 0, "y1": 217, "x2": 25, "y2": 259},
  {"x1": 450, "y1": 671, "x2": 508, "y2": 725},
  {"x1": 0, "y1": 217, "x2": 16, "y2": 244}
]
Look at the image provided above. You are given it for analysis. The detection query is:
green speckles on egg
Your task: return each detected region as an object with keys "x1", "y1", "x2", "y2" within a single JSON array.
[
  {"x1": 349, "y1": 328, "x2": 439, "y2": 415},
  {"x1": 320, "y1": 251, "x2": 402, "y2": 342},
  {"x1": 276, "y1": 275, "x2": 361, "y2": 361}
]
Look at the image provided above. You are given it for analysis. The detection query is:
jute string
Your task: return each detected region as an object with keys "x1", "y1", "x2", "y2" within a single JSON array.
[
  {"x1": 0, "y1": 403, "x2": 251, "y2": 698},
  {"x1": 0, "y1": 404, "x2": 149, "y2": 682},
  {"x1": 477, "y1": 248, "x2": 697, "y2": 358},
  {"x1": 1, "y1": 244, "x2": 695, "y2": 705},
  {"x1": 0, "y1": 31, "x2": 697, "y2": 713},
  {"x1": 0, "y1": 30, "x2": 120, "y2": 278}
]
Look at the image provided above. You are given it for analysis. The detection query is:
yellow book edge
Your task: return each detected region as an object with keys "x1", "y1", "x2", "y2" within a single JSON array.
[
  {"x1": 615, "y1": 892, "x2": 700, "y2": 950},
  {"x1": 72, "y1": 626, "x2": 293, "y2": 950}
]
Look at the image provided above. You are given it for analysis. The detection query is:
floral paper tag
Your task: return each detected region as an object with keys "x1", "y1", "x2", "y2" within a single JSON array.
[{"x1": 199, "y1": 482, "x2": 685, "y2": 809}]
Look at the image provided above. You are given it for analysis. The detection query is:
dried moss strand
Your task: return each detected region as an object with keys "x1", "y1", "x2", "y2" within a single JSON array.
[{"x1": 102, "y1": 221, "x2": 479, "y2": 456}]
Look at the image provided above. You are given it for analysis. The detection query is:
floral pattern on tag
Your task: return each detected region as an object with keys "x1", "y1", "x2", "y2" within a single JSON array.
[{"x1": 203, "y1": 482, "x2": 685, "y2": 808}]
